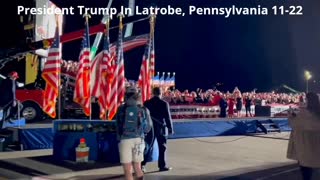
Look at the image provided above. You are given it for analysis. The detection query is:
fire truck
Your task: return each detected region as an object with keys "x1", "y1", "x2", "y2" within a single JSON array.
[
  {"x1": 1, "y1": 0, "x2": 148, "y2": 122},
  {"x1": 0, "y1": 34, "x2": 147, "y2": 122}
]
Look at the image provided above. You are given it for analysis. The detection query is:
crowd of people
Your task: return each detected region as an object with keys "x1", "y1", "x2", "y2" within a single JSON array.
[{"x1": 161, "y1": 87, "x2": 305, "y2": 106}]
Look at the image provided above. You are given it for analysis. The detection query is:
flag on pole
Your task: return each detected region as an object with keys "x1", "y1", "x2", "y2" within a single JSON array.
[
  {"x1": 159, "y1": 72, "x2": 165, "y2": 86},
  {"x1": 152, "y1": 72, "x2": 160, "y2": 87},
  {"x1": 91, "y1": 22, "x2": 113, "y2": 120},
  {"x1": 42, "y1": 27, "x2": 61, "y2": 118},
  {"x1": 165, "y1": 73, "x2": 171, "y2": 87},
  {"x1": 170, "y1": 72, "x2": 176, "y2": 87},
  {"x1": 108, "y1": 17, "x2": 125, "y2": 120},
  {"x1": 116, "y1": 20, "x2": 125, "y2": 105},
  {"x1": 138, "y1": 37, "x2": 152, "y2": 102},
  {"x1": 74, "y1": 18, "x2": 91, "y2": 116},
  {"x1": 149, "y1": 35, "x2": 155, "y2": 82}
]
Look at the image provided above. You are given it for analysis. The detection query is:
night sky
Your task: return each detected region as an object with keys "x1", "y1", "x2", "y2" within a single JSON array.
[{"x1": 2, "y1": 0, "x2": 320, "y2": 93}]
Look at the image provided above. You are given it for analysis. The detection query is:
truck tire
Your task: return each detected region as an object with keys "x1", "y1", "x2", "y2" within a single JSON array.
[{"x1": 21, "y1": 102, "x2": 43, "y2": 123}]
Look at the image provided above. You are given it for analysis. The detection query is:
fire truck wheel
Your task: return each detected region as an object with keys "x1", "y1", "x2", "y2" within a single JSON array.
[{"x1": 21, "y1": 102, "x2": 43, "y2": 122}]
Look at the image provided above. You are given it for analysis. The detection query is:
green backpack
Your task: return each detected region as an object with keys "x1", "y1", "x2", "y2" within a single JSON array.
[{"x1": 118, "y1": 105, "x2": 148, "y2": 139}]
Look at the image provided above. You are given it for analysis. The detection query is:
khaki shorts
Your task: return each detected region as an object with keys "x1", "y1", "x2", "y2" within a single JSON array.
[{"x1": 118, "y1": 138, "x2": 145, "y2": 164}]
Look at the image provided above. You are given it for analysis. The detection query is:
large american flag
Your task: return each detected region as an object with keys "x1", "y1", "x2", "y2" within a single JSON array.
[
  {"x1": 74, "y1": 20, "x2": 91, "y2": 116},
  {"x1": 42, "y1": 27, "x2": 61, "y2": 118},
  {"x1": 138, "y1": 36, "x2": 153, "y2": 102},
  {"x1": 91, "y1": 27, "x2": 113, "y2": 120},
  {"x1": 108, "y1": 21, "x2": 125, "y2": 120}
]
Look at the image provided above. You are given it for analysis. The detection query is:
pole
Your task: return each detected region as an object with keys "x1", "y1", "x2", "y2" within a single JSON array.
[
  {"x1": 306, "y1": 80, "x2": 308, "y2": 93},
  {"x1": 58, "y1": 68, "x2": 61, "y2": 120},
  {"x1": 57, "y1": 18, "x2": 62, "y2": 120},
  {"x1": 84, "y1": 13, "x2": 92, "y2": 121},
  {"x1": 90, "y1": 0, "x2": 114, "y2": 60},
  {"x1": 124, "y1": 0, "x2": 135, "y2": 38},
  {"x1": 105, "y1": 17, "x2": 110, "y2": 121}
]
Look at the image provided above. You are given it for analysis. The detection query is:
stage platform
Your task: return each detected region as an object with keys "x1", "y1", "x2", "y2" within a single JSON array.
[{"x1": 16, "y1": 117, "x2": 290, "y2": 152}]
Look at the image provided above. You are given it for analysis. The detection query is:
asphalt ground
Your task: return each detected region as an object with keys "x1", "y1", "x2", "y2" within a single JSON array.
[{"x1": 0, "y1": 132, "x2": 304, "y2": 180}]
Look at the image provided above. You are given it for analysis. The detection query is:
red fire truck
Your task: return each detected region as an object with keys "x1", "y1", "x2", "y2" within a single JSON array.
[{"x1": 0, "y1": 35, "x2": 147, "y2": 122}]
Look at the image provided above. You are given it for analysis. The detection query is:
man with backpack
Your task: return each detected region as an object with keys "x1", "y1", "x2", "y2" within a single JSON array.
[{"x1": 116, "y1": 86, "x2": 153, "y2": 180}]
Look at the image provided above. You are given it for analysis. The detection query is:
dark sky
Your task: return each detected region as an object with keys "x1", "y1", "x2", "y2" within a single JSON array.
[{"x1": 3, "y1": 0, "x2": 320, "y2": 92}]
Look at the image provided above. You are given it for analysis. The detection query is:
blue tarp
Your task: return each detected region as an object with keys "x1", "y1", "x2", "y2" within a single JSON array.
[
  {"x1": 19, "y1": 128, "x2": 53, "y2": 150},
  {"x1": 20, "y1": 118, "x2": 290, "y2": 152},
  {"x1": 170, "y1": 120, "x2": 258, "y2": 139},
  {"x1": 0, "y1": 110, "x2": 26, "y2": 128}
]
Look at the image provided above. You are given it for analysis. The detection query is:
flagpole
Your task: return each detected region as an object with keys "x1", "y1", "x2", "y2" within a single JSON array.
[
  {"x1": 90, "y1": 0, "x2": 114, "y2": 60},
  {"x1": 149, "y1": 15, "x2": 155, "y2": 92},
  {"x1": 57, "y1": 18, "x2": 62, "y2": 120},
  {"x1": 118, "y1": 13, "x2": 124, "y2": 104},
  {"x1": 105, "y1": 16, "x2": 110, "y2": 121},
  {"x1": 58, "y1": 66, "x2": 61, "y2": 120},
  {"x1": 173, "y1": 72, "x2": 176, "y2": 89},
  {"x1": 84, "y1": 13, "x2": 92, "y2": 121}
]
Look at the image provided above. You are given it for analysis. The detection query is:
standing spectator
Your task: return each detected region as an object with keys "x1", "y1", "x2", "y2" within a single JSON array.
[
  {"x1": 287, "y1": 92, "x2": 320, "y2": 180},
  {"x1": 245, "y1": 96, "x2": 253, "y2": 117},
  {"x1": 116, "y1": 86, "x2": 152, "y2": 180},
  {"x1": 228, "y1": 96, "x2": 235, "y2": 118},
  {"x1": 219, "y1": 95, "x2": 228, "y2": 118},
  {"x1": 142, "y1": 87, "x2": 174, "y2": 172},
  {"x1": 236, "y1": 94, "x2": 243, "y2": 117}
]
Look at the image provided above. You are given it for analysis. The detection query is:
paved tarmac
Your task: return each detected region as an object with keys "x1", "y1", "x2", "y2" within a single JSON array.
[{"x1": 0, "y1": 132, "x2": 304, "y2": 180}]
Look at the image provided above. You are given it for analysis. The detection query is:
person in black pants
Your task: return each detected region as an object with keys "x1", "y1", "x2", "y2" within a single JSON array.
[
  {"x1": 219, "y1": 95, "x2": 228, "y2": 118},
  {"x1": 245, "y1": 96, "x2": 252, "y2": 117},
  {"x1": 142, "y1": 87, "x2": 174, "y2": 172}
]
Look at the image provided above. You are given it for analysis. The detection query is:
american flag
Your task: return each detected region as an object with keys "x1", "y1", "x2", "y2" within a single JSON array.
[
  {"x1": 91, "y1": 26, "x2": 113, "y2": 120},
  {"x1": 91, "y1": 34, "x2": 148, "y2": 70},
  {"x1": 165, "y1": 73, "x2": 171, "y2": 87},
  {"x1": 73, "y1": 19, "x2": 91, "y2": 116},
  {"x1": 159, "y1": 72, "x2": 165, "y2": 86},
  {"x1": 138, "y1": 36, "x2": 153, "y2": 102},
  {"x1": 108, "y1": 21, "x2": 125, "y2": 120},
  {"x1": 42, "y1": 27, "x2": 61, "y2": 118},
  {"x1": 152, "y1": 72, "x2": 160, "y2": 87},
  {"x1": 170, "y1": 74, "x2": 175, "y2": 87}
]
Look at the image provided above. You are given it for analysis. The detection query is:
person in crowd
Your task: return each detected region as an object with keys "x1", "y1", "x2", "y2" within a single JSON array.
[
  {"x1": 116, "y1": 86, "x2": 153, "y2": 180},
  {"x1": 219, "y1": 95, "x2": 228, "y2": 118},
  {"x1": 213, "y1": 91, "x2": 222, "y2": 106},
  {"x1": 141, "y1": 87, "x2": 174, "y2": 172},
  {"x1": 287, "y1": 92, "x2": 320, "y2": 180},
  {"x1": 233, "y1": 87, "x2": 242, "y2": 117},
  {"x1": 228, "y1": 95, "x2": 235, "y2": 118},
  {"x1": 245, "y1": 95, "x2": 253, "y2": 117},
  {"x1": 236, "y1": 94, "x2": 243, "y2": 118},
  {"x1": 0, "y1": 71, "x2": 20, "y2": 128}
]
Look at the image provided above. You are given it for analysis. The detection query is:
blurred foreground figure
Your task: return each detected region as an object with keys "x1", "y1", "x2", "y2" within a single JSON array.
[{"x1": 287, "y1": 92, "x2": 320, "y2": 180}]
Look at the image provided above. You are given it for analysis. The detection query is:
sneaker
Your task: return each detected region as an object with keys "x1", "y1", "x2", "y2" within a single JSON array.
[
  {"x1": 141, "y1": 166, "x2": 146, "y2": 173},
  {"x1": 159, "y1": 167, "x2": 172, "y2": 171}
]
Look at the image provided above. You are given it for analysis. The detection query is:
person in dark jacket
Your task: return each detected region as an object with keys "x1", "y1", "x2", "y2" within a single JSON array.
[
  {"x1": 219, "y1": 95, "x2": 228, "y2": 118},
  {"x1": 141, "y1": 87, "x2": 174, "y2": 172},
  {"x1": 245, "y1": 96, "x2": 253, "y2": 117},
  {"x1": 0, "y1": 71, "x2": 19, "y2": 127}
]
